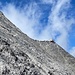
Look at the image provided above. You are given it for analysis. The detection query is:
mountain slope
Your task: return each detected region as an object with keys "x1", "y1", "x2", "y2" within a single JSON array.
[{"x1": 0, "y1": 11, "x2": 75, "y2": 75}]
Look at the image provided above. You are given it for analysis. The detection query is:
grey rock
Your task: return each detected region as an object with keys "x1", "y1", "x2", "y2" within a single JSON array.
[{"x1": 0, "y1": 11, "x2": 75, "y2": 75}]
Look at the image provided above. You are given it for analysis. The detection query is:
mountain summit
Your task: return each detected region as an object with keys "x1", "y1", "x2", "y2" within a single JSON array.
[{"x1": 0, "y1": 11, "x2": 75, "y2": 75}]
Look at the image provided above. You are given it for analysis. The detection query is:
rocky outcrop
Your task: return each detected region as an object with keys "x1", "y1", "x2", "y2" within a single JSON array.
[{"x1": 0, "y1": 11, "x2": 75, "y2": 75}]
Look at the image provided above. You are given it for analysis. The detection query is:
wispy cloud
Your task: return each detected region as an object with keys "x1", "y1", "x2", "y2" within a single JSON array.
[
  {"x1": 70, "y1": 47, "x2": 75, "y2": 57},
  {"x1": 39, "y1": 0, "x2": 75, "y2": 50},
  {"x1": 1, "y1": 3, "x2": 42, "y2": 39},
  {"x1": 41, "y1": 0, "x2": 55, "y2": 4},
  {"x1": 0, "y1": 0, "x2": 75, "y2": 55}
]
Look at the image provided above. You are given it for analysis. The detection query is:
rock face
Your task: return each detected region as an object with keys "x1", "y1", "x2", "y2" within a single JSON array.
[{"x1": 0, "y1": 11, "x2": 75, "y2": 75}]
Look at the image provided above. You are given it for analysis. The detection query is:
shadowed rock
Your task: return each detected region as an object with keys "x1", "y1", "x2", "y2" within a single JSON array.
[{"x1": 0, "y1": 11, "x2": 75, "y2": 75}]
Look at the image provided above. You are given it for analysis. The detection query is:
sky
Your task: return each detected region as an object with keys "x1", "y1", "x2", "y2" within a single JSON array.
[{"x1": 0, "y1": 0, "x2": 75, "y2": 57}]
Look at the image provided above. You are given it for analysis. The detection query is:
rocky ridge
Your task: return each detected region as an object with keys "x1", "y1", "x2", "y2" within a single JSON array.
[{"x1": 0, "y1": 11, "x2": 75, "y2": 75}]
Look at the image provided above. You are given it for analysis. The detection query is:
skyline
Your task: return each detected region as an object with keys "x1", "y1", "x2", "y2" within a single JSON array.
[{"x1": 0, "y1": 0, "x2": 75, "y2": 57}]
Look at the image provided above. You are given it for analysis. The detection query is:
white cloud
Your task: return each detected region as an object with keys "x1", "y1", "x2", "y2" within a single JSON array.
[
  {"x1": 41, "y1": 0, "x2": 55, "y2": 4},
  {"x1": 70, "y1": 47, "x2": 75, "y2": 57},
  {"x1": 1, "y1": 3, "x2": 42, "y2": 39},
  {"x1": 39, "y1": 0, "x2": 75, "y2": 50},
  {"x1": 0, "y1": 0, "x2": 75, "y2": 52}
]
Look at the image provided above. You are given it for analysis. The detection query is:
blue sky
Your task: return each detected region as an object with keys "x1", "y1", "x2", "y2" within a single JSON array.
[{"x1": 0, "y1": 0, "x2": 75, "y2": 57}]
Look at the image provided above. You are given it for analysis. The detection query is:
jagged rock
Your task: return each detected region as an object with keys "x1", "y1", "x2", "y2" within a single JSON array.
[{"x1": 0, "y1": 11, "x2": 75, "y2": 75}]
